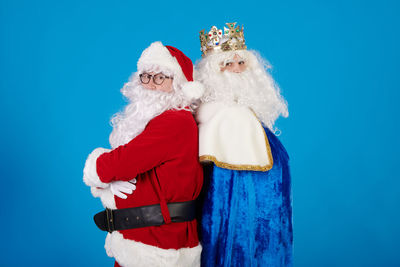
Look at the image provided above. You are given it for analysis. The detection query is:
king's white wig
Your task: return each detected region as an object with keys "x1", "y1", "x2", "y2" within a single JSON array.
[
  {"x1": 195, "y1": 49, "x2": 288, "y2": 132},
  {"x1": 109, "y1": 65, "x2": 194, "y2": 149}
]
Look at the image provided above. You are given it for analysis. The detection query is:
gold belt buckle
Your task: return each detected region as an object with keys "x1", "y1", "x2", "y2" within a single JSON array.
[{"x1": 105, "y1": 208, "x2": 115, "y2": 233}]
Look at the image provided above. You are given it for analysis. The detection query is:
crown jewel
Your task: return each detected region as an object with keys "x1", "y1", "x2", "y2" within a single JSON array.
[{"x1": 199, "y1": 22, "x2": 247, "y2": 57}]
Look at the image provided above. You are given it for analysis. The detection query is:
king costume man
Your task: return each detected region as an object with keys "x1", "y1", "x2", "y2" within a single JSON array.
[
  {"x1": 196, "y1": 23, "x2": 293, "y2": 266},
  {"x1": 83, "y1": 42, "x2": 206, "y2": 267}
]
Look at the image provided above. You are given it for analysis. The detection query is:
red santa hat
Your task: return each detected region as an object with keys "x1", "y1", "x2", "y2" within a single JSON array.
[{"x1": 137, "y1": 41, "x2": 204, "y2": 100}]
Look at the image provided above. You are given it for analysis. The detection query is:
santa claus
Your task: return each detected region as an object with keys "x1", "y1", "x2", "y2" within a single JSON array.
[
  {"x1": 196, "y1": 23, "x2": 293, "y2": 266},
  {"x1": 83, "y1": 41, "x2": 205, "y2": 267}
]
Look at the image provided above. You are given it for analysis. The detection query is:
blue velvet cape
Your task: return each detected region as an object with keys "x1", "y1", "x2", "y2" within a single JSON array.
[{"x1": 199, "y1": 128, "x2": 293, "y2": 267}]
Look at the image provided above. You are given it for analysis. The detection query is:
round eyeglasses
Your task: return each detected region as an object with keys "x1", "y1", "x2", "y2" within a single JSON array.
[{"x1": 139, "y1": 73, "x2": 173, "y2": 85}]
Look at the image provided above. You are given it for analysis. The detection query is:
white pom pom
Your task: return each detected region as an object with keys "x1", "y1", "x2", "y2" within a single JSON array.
[{"x1": 181, "y1": 81, "x2": 205, "y2": 100}]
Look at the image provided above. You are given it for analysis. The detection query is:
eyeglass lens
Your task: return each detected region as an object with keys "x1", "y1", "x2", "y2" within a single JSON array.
[{"x1": 140, "y1": 73, "x2": 168, "y2": 85}]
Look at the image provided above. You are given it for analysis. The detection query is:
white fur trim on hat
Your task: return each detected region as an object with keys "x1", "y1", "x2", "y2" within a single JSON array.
[
  {"x1": 137, "y1": 41, "x2": 182, "y2": 77},
  {"x1": 83, "y1": 147, "x2": 111, "y2": 188},
  {"x1": 181, "y1": 81, "x2": 205, "y2": 100},
  {"x1": 105, "y1": 231, "x2": 202, "y2": 267}
]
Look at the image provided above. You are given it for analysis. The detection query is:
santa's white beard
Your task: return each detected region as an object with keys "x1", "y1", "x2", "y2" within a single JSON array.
[
  {"x1": 109, "y1": 85, "x2": 185, "y2": 149},
  {"x1": 199, "y1": 68, "x2": 288, "y2": 131}
]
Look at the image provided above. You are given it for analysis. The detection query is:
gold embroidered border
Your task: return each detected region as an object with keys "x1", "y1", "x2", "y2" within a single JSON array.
[{"x1": 199, "y1": 126, "x2": 274, "y2": 172}]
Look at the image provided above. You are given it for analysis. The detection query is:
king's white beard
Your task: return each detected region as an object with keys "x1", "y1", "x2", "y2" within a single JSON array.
[
  {"x1": 109, "y1": 85, "x2": 184, "y2": 149},
  {"x1": 199, "y1": 68, "x2": 288, "y2": 131}
]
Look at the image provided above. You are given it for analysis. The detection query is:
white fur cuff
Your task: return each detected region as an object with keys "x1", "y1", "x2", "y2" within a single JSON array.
[
  {"x1": 90, "y1": 187, "x2": 116, "y2": 209},
  {"x1": 83, "y1": 147, "x2": 111, "y2": 188}
]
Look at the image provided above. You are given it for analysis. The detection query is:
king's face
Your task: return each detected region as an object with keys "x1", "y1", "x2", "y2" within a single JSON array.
[{"x1": 220, "y1": 54, "x2": 247, "y2": 73}]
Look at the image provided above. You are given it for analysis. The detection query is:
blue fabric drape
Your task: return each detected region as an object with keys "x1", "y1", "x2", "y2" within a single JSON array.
[{"x1": 199, "y1": 128, "x2": 293, "y2": 267}]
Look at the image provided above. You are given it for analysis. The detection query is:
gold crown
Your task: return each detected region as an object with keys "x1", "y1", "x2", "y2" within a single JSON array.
[{"x1": 199, "y1": 22, "x2": 247, "y2": 57}]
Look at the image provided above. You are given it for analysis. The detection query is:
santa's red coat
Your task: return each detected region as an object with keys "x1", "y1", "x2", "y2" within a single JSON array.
[{"x1": 96, "y1": 109, "x2": 203, "y2": 250}]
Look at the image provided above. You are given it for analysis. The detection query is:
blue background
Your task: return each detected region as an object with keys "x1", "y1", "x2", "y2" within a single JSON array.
[{"x1": 1, "y1": 0, "x2": 399, "y2": 266}]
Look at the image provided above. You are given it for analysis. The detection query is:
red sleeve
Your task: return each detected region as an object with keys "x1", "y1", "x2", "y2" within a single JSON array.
[{"x1": 96, "y1": 111, "x2": 190, "y2": 183}]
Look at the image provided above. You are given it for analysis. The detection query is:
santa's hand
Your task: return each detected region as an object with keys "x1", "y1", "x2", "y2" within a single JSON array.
[{"x1": 110, "y1": 180, "x2": 137, "y2": 199}]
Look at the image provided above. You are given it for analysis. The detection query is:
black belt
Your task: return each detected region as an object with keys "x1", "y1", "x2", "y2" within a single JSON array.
[{"x1": 94, "y1": 200, "x2": 196, "y2": 232}]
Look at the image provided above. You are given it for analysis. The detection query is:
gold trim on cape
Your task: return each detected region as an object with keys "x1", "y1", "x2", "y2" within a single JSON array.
[{"x1": 199, "y1": 124, "x2": 273, "y2": 172}]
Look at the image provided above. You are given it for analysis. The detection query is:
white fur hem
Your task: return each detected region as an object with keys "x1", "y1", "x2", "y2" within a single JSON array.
[
  {"x1": 83, "y1": 147, "x2": 111, "y2": 188},
  {"x1": 105, "y1": 231, "x2": 202, "y2": 267}
]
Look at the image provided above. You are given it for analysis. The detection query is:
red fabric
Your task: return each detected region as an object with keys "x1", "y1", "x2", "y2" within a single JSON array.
[
  {"x1": 96, "y1": 109, "x2": 203, "y2": 249},
  {"x1": 165, "y1": 45, "x2": 193, "y2": 82}
]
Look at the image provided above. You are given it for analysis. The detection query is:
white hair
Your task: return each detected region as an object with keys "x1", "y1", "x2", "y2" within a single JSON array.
[
  {"x1": 195, "y1": 49, "x2": 288, "y2": 132},
  {"x1": 109, "y1": 66, "x2": 193, "y2": 149}
]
